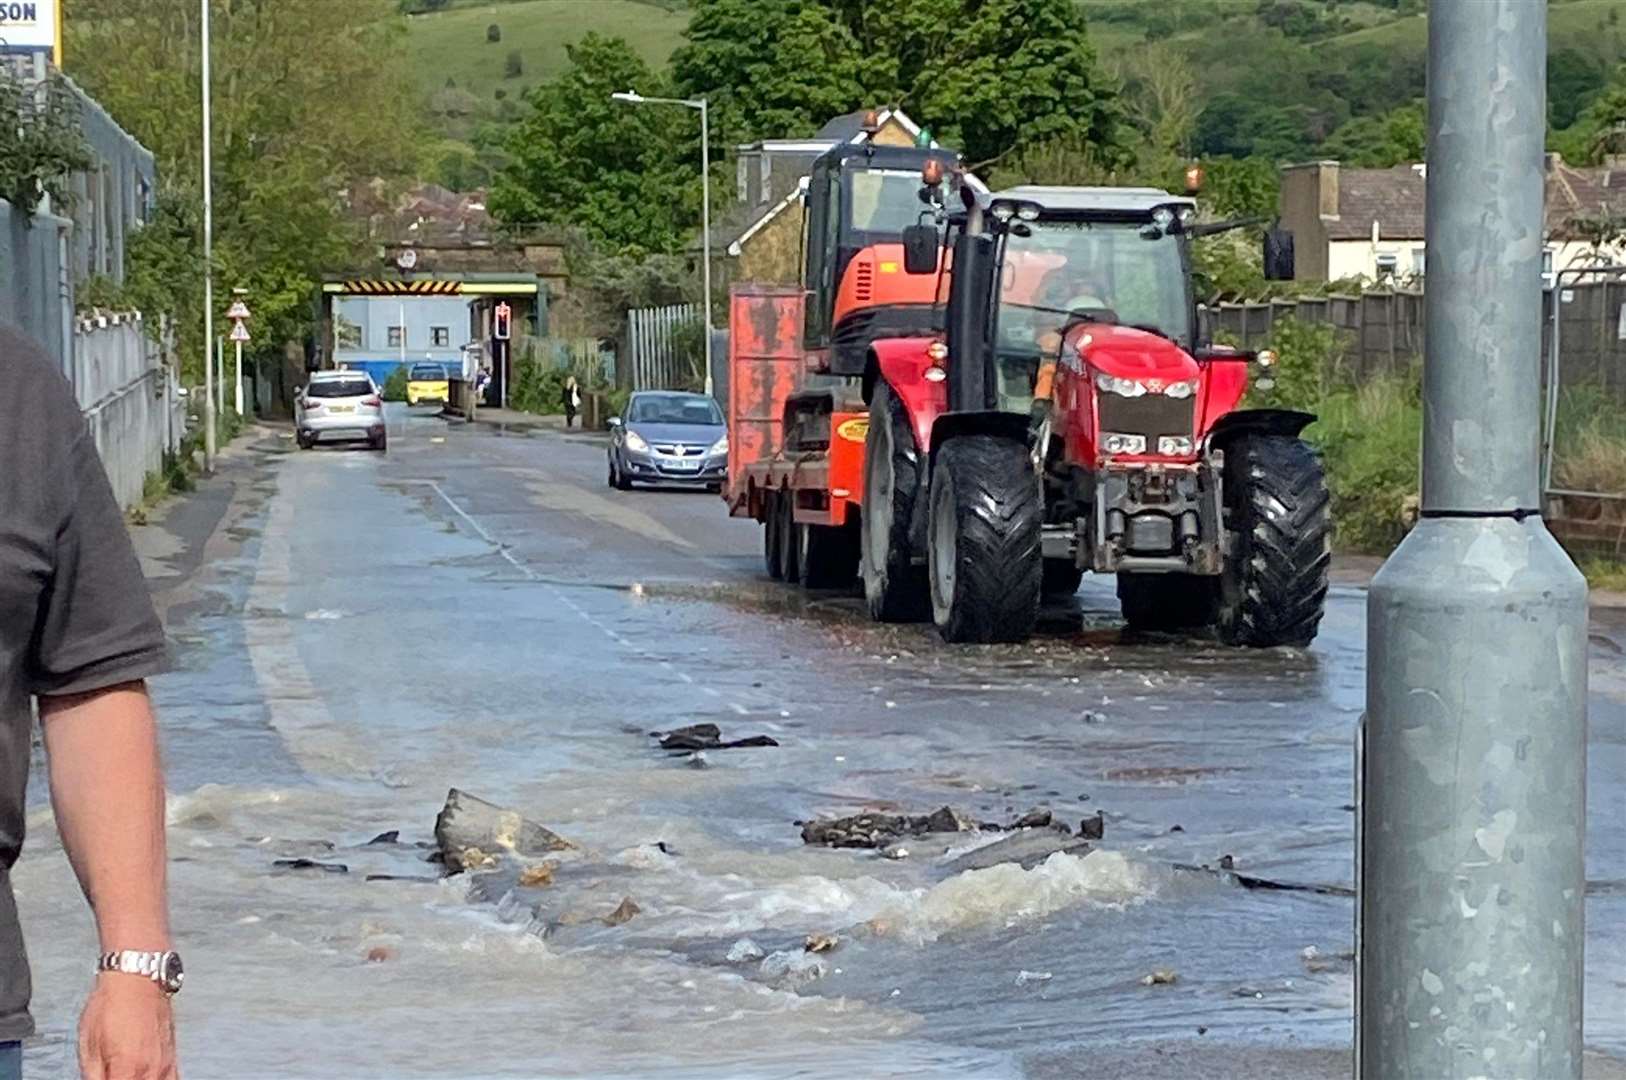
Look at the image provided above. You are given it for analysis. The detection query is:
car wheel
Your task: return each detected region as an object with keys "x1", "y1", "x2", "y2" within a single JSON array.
[
  {"x1": 296, "y1": 431, "x2": 314, "y2": 450},
  {"x1": 372, "y1": 432, "x2": 388, "y2": 453},
  {"x1": 614, "y1": 455, "x2": 633, "y2": 491}
]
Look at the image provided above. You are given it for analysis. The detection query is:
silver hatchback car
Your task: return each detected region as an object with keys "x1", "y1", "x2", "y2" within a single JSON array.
[{"x1": 296, "y1": 371, "x2": 387, "y2": 451}]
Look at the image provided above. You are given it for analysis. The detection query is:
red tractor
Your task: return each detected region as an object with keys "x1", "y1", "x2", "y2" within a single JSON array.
[{"x1": 858, "y1": 178, "x2": 1330, "y2": 645}]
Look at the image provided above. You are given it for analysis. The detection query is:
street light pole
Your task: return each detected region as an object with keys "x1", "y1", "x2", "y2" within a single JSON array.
[
  {"x1": 611, "y1": 90, "x2": 714, "y2": 398},
  {"x1": 1359, "y1": 3, "x2": 1588, "y2": 1078},
  {"x1": 200, "y1": 0, "x2": 216, "y2": 472}
]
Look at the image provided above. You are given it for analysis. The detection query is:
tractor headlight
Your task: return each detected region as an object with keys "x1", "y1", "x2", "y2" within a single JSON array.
[
  {"x1": 1163, "y1": 380, "x2": 1197, "y2": 399},
  {"x1": 709, "y1": 434, "x2": 728, "y2": 456},
  {"x1": 1095, "y1": 372, "x2": 1148, "y2": 397},
  {"x1": 1152, "y1": 207, "x2": 1175, "y2": 230},
  {"x1": 624, "y1": 430, "x2": 650, "y2": 453},
  {"x1": 1158, "y1": 436, "x2": 1194, "y2": 456},
  {"x1": 1102, "y1": 433, "x2": 1147, "y2": 455}
]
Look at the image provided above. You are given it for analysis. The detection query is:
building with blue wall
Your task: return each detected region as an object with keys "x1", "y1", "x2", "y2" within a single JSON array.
[{"x1": 332, "y1": 295, "x2": 474, "y2": 386}]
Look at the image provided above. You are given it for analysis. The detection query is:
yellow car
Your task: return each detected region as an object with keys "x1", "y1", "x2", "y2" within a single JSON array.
[{"x1": 406, "y1": 362, "x2": 449, "y2": 406}]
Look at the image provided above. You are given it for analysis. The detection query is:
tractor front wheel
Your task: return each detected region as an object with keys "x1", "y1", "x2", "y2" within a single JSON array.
[
  {"x1": 928, "y1": 435, "x2": 1042, "y2": 643},
  {"x1": 1215, "y1": 434, "x2": 1331, "y2": 647},
  {"x1": 860, "y1": 383, "x2": 928, "y2": 621}
]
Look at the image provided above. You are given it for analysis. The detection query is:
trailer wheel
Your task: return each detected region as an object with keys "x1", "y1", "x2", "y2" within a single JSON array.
[
  {"x1": 1116, "y1": 572, "x2": 1218, "y2": 632},
  {"x1": 929, "y1": 435, "x2": 1042, "y2": 644},
  {"x1": 777, "y1": 492, "x2": 804, "y2": 584},
  {"x1": 1215, "y1": 434, "x2": 1331, "y2": 647},
  {"x1": 763, "y1": 494, "x2": 784, "y2": 581},
  {"x1": 1041, "y1": 559, "x2": 1085, "y2": 598},
  {"x1": 860, "y1": 383, "x2": 928, "y2": 621},
  {"x1": 802, "y1": 522, "x2": 860, "y2": 589}
]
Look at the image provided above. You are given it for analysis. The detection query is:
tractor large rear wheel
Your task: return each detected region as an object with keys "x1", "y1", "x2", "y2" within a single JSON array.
[
  {"x1": 1215, "y1": 435, "x2": 1331, "y2": 647},
  {"x1": 929, "y1": 436, "x2": 1042, "y2": 643},
  {"x1": 860, "y1": 383, "x2": 928, "y2": 621}
]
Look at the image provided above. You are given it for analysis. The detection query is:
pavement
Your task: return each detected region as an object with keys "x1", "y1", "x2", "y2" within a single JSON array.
[{"x1": 13, "y1": 402, "x2": 1625, "y2": 1079}]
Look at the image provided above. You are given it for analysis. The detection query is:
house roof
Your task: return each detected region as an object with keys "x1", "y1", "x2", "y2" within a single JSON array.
[
  {"x1": 815, "y1": 106, "x2": 928, "y2": 144},
  {"x1": 1315, "y1": 158, "x2": 1626, "y2": 242}
]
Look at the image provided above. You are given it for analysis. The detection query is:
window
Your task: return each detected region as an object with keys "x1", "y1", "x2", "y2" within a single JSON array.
[
  {"x1": 430, "y1": 326, "x2": 450, "y2": 347},
  {"x1": 1410, "y1": 247, "x2": 1425, "y2": 276},
  {"x1": 629, "y1": 393, "x2": 724, "y2": 425},
  {"x1": 737, "y1": 156, "x2": 749, "y2": 204},
  {"x1": 410, "y1": 363, "x2": 446, "y2": 381},
  {"x1": 307, "y1": 377, "x2": 374, "y2": 399},
  {"x1": 1374, "y1": 252, "x2": 1399, "y2": 279},
  {"x1": 387, "y1": 326, "x2": 404, "y2": 348},
  {"x1": 759, "y1": 154, "x2": 772, "y2": 205}
]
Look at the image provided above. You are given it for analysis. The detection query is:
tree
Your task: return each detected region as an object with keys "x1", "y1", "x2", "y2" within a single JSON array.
[
  {"x1": 1549, "y1": 49, "x2": 1606, "y2": 131},
  {"x1": 1320, "y1": 100, "x2": 1425, "y2": 167},
  {"x1": 0, "y1": 68, "x2": 92, "y2": 222},
  {"x1": 1195, "y1": 94, "x2": 1317, "y2": 162},
  {"x1": 1564, "y1": 63, "x2": 1626, "y2": 165},
  {"x1": 489, "y1": 34, "x2": 701, "y2": 254},
  {"x1": 672, "y1": 0, "x2": 1125, "y2": 166},
  {"x1": 65, "y1": 0, "x2": 421, "y2": 379}
]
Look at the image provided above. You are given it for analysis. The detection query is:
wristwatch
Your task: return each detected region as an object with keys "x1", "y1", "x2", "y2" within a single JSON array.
[{"x1": 97, "y1": 950, "x2": 184, "y2": 996}]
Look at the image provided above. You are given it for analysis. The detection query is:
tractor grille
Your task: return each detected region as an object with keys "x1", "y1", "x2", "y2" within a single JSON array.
[{"x1": 1097, "y1": 393, "x2": 1195, "y2": 442}]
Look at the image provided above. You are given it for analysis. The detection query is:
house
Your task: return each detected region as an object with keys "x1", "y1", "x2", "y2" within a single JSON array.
[
  {"x1": 704, "y1": 106, "x2": 937, "y2": 285},
  {"x1": 1279, "y1": 156, "x2": 1626, "y2": 284}
]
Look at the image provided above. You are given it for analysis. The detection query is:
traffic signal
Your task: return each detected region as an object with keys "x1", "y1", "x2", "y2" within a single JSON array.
[{"x1": 494, "y1": 302, "x2": 512, "y2": 341}]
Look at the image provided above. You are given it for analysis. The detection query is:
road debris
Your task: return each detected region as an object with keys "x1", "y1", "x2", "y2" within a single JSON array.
[
  {"x1": 800, "y1": 806, "x2": 977, "y2": 848},
  {"x1": 653, "y1": 723, "x2": 779, "y2": 751},
  {"x1": 602, "y1": 897, "x2": 641, "y2": 926},
  {"x1": 517, "y1": 862, "x2": 557, "y2": 888},
  {"x1": 273, "y1": 858, "x2": 349, "y2": 874},
  {"x1": 434, "y1": 789, "x2": 575, "y2": 873},
  {"x1": 1079, "y1": 811, "x2": 1105, "y2": 840},
  {"x1": 803, "y1": 932, "x2": 839, "y2": 953},
  {"x1": 943, "y1": 830, "x2": 1091, "y2": 874},
  {"x1": 1016, "y1": 970, "x2": 1053, "y2": 985},
  {"x1": 1141, "y1": 969, "x2": 1178, "y2": 986},
  {"x1": 759, "y1": 949, "x2": 827, "y2": 987},
  {"x1": 366, "y1": 830, "x2": 401, "y2": 845}
]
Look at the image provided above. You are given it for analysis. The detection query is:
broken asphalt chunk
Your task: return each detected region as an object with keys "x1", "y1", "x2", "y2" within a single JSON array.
[
  {"x1": 434, "y1": 789, "x2": 575, "y2": 874},
  {"x1": 800, "y1": 806, "x2": 977, "y2": 849},
  {"x1": 654, "y1": 723, "x2": 779, "y2": 752},
  {"x1": 273, "y1": 858, "x2": 349, "y2": 874}
]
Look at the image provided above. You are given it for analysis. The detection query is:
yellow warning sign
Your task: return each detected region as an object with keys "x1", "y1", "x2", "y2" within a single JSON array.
[{"x1": 836, "y1": 418, "x2": 869, "y2": 442}]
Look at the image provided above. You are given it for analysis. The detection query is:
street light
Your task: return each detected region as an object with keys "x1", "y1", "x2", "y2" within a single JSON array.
[
  {"x1": 200, "y1": 0, "x2": 216, "y2": 471},
  {"x1": 612, "y1": 89, "x2": 714, "y2": 399}
]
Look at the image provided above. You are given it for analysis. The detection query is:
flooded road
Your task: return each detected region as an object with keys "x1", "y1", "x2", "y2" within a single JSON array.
[{"x1": 16, "y1": 406, "x2": 1626, "y2": 1078}]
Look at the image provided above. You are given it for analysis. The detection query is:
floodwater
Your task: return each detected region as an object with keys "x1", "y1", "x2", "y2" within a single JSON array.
[{"x1": 15, "y1": 407, "x2": 1625, "y2": 1079}]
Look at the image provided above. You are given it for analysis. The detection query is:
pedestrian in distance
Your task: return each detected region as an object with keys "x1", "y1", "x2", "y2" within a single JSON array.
[
  {"x1": 563, "y1": 375, "x2": 582, "y2": 429},
  {"x1": 0, "y1": 327, "x2": 182, "y2": 1080}
]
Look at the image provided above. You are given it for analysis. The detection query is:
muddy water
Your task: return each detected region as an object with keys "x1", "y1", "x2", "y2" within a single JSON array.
[{"x1": 15, "y1": 418, "x2": 1625, "y2": 1078}]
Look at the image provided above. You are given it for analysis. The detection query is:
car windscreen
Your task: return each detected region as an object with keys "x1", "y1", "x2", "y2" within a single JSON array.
[
  {"x1": 307, "y1": 379, "x2": 373, "y2": 399},
  {"x1": 629, "y1": 395, "x2": 723, "y2": 425},
  {"x1": 409, "y1": 365, "x2": 445, "y2": 380}
]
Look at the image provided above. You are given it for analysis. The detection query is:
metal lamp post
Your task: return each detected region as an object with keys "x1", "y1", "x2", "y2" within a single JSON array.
[
  {"x1": 200, "y1": 0, "x2": 216, "y2": 471},
  {"x1": 611, "y1": 90, "x2": 713, "y2": 399},
  {"x1": 1359, "y1": 2, "x2": 1588, "y2": 1077}
]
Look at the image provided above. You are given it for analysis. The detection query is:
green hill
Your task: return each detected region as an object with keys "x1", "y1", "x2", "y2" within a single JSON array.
[{"x1": 404, "y1": 0, "x2": 687, "y2": 106}]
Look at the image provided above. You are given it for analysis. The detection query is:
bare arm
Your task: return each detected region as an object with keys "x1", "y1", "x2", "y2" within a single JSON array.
[
  {"x1": 40, "y1": 681, "x2": 177, "y2": 1080},
  {"x1": 40, "y1": 681, "x2": 170, "y2": 951}
]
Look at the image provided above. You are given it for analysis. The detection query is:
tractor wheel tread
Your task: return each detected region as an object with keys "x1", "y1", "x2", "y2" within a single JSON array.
[
  {"x1": 861, "y1": 384, "x2": 929, "y2": 621},
  {"x1": 932, "y1": 436, "x2": 1042, "y2": 643},
  {"x1": 1219, "y1": 436, "x2": 1331, "y2": 647}
]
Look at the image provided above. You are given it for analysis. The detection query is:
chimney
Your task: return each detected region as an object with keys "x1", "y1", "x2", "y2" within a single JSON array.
[{"x1": 1316, "y1": 161, "x2": 1339, "y2": 218}]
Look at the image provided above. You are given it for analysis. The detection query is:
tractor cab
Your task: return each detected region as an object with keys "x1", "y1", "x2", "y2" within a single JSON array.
[{"x1": 800, "y1": 141, "x2": 963, "y2": 376}]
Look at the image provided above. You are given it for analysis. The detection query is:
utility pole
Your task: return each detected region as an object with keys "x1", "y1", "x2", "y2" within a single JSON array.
[
  {"x1": 199, "y1": 0, "x2": 216, "y2": 472},
  {"x1": 1359, "y1": 2, "x2": 1588, "y2": 1078}
]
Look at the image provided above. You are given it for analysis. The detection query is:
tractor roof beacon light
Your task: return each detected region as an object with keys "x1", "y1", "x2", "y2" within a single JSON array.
[
  {"x1": 1184, "y1": 162, "x2": 1204, "y2": 195},
  {"x1": 915, "y1": 127, "x2": 933, "y2": 148},
  {"x1": 862, "y1": 109, "x2": 881, "y2": 134},
  {"x1": 922, "y1": 158, "x2": 945, "y2": 186}
]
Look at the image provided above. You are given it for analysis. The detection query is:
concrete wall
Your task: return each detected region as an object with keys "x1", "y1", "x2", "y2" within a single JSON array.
[
  {"x1": 71, "y1": 314, "x2": 185, "y2": 511},
  {"x1": 1279, "y1": 162, "x2": 1334, "y2": 282}
]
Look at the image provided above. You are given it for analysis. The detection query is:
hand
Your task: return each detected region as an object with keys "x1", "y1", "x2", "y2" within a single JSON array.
[{"x1": 79, "y1": 975, "x2": 178, "y2": 1080}]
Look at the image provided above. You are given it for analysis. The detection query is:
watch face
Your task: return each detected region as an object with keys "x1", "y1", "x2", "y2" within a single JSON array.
[{"x1": 161, "y1": 953, "x2": 185, "y2": 993}]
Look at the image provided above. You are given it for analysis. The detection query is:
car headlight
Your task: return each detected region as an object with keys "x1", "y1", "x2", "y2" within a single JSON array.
[
  {"x1": 624, "y1": 431, "x2": 650, "y2": 452},
  {"x1": 1163, "y1": 380, "x2": 1197, "y2": 399},
  {"x1": 1158, "y1": 436, "x2": 1194, "y2": 455},
  {"x1": 1102, "y1": 433, "x2": 1147, "y2": 455},
  {"x1": 710, "y1": 435, "x2": 728, "y2": 456},
  {"x1": 1095, "y1": 372, "x2": 1148, "y2": 397}
]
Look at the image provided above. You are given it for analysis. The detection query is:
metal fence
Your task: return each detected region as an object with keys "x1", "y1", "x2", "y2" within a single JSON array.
[
  {"x1": 1208, "y1": 289, "x2": 1427, "y2": 381},
  {"x1": 517, "y1": 334, "x2": 614, "y2": 385},
  {"x1": 71, "y1": 314, "x2": 186, "y2": 511},
  {"x1": 623, "y1": 303, "x2": 702, "y2": 391},
  {"x1": 0, "y1": 203, "x2": 73, "y2": 369}
]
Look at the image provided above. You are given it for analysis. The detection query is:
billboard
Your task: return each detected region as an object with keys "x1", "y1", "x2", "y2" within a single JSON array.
[{"x1": 0, "y1": 0, "x2": 60, "y2": 60}]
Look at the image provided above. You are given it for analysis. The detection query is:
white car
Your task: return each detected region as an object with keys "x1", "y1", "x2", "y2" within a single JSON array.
[{"x1": 295, "y1": 371, "x2": 386, "y2": 451}]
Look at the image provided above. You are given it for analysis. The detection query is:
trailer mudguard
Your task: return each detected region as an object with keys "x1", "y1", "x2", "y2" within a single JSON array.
[{"x1": 869, "y1": 338, "x2": 947, "y2": 453}]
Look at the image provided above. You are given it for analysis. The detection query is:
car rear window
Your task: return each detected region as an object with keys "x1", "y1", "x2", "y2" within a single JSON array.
[
  {"x1": 308, "y1": 378, "x2": 373, "y2": 399},
  {"x1": 410, "y1": 365, "x2": 445, "y2": 380}
]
